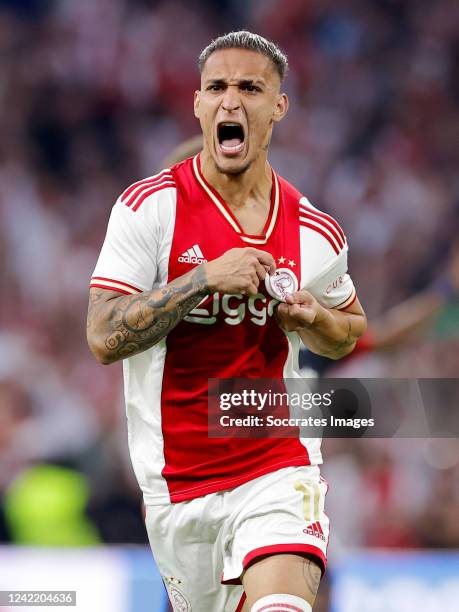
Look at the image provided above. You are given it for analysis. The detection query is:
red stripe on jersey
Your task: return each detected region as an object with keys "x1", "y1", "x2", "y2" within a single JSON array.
[
  {"x1": 299, "y1": 204, "x2": 346, "y2": 243},
  {"x1": 91, "y1": 277, "x2": 142, "y2": 292},
  {"x1": 124, "y1": 177, "x2": 175, "y2": 209},
  {"x1": 299, "y1": 210, "x2": 344, "y2": 250},
  {"x1": 131, "y1": 181, "x2": 176, "y2": 212},
  {"x1": 89, "y1": 283, "x2": 131, "y2": 296},
  {"x1": 335, "y1": 291, "x2": 357, "y2": 310},
  {"x1": 121, "y1": 170, "x2": 173, "y2": 204},
  {"x1": 299, "y1": 221, "x2": 340, "y2": 254}
]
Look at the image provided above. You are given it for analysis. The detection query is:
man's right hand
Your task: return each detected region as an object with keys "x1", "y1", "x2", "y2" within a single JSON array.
[{"x1": 204, "y1": 248, "x2": 276, "y2": 296}]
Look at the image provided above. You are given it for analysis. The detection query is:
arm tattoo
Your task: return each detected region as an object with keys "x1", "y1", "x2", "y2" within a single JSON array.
[
  {"x1": 87, "y1": 288, "x2": 107, "y2": 329},
  {"x1": 333, "y1": 319, "x2": 353, "y2": 353},
  {"x1": 88, "y1": 266, "x2": 208, "y2": 362},
  {"x1": 302, "y1": 558, "x2": 322, "y2": 599}
]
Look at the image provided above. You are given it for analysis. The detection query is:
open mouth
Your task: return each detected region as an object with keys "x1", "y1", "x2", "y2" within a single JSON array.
[{"x1": 217, "y1": 122, "x2": 245, "y2": 155}]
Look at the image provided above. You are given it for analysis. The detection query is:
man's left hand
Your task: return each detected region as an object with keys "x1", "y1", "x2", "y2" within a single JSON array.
[{"x1": 275, "y1": 290, "x2": 324, "y2": 332}]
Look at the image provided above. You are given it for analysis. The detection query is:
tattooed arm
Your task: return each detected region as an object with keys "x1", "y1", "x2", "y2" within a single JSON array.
[
  {"x1": 87, "y1": 266, "x2": 208, "y2": 364},
  {"x1": 87, "y1": 247, "x2": 276, "y2": 364},
  {"x1": 275, "y1": 291, "x2": 367, "y2": 359},
  {"x1": 241, "y1": 553, "x2": 323, "y2": 609},
  {"x1": 302, "y1": 557, "x2": 322, "y2": 603}
]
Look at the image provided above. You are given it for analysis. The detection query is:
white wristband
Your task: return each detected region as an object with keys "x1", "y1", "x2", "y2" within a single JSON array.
[{"x1": 250, "y1": 593, "x2": 313, "y2": 612}]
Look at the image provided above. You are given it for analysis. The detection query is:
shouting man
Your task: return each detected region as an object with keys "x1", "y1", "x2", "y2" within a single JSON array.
[{"x1": 87, "y1": 31, "x2": 366, "y2": 612}]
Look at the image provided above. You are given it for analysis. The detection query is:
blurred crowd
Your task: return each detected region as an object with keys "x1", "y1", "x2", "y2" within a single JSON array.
[{"x1": 0, "y1": 0, "x2": 458, "y2": 562}]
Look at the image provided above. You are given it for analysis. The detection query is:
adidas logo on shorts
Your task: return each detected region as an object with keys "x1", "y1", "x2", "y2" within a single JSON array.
[
  {"x1": 303, "y1": 521, "x2": 326, "y2": 542},
  {"x1": 178, "y1": 244, "x2": 207, "y2": 265}
]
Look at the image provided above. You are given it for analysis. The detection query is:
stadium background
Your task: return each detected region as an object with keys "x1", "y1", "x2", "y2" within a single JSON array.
[{"x1": 0, "y1": 0, "x2": 458, "y2": 610}]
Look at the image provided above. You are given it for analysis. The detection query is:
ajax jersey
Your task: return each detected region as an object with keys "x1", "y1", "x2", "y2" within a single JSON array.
[{"x1": 91, "y1": 155, "x2": 356, "y2": 504}]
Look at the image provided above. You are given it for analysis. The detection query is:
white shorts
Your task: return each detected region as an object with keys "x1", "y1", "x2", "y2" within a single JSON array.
[{"x1": 145, "y1": 465, "x2": 329, "y2": 612}]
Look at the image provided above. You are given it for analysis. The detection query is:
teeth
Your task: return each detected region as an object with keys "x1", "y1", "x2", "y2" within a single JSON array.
[
  {"x1": 217, "y1": 122, "x2": 245, "y2": 154},
  {"x1": 220, "y1": 142, "x2": 245, "y2": 153}
]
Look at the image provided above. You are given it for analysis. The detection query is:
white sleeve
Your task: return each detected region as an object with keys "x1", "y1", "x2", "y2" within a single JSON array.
[
  {"x1": 305, "y1": 246, "x2": 356, "y2": 310},
  {"x1": 90, "y1": 188, "x2": 175, "y2": 295}
]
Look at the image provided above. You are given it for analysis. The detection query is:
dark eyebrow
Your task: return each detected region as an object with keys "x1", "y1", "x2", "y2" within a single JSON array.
[
  {"x1": 206, "y1": 79, "x2": 227, "y2": 87},
  {"x1": 239, "y1": 79, "x2": 264, "y2": 87},
  {"x1": 205, "y1": 78, "x2": 265, "y2": 87}
]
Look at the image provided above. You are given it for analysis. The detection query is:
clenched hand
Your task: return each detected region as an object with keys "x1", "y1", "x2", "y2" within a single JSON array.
[
  {"x1": 204, "y1": 248, "x2": 276, "y2": 296},
  {"x1": 275, "y1": 290, "x2": 324, "y2": 332}
]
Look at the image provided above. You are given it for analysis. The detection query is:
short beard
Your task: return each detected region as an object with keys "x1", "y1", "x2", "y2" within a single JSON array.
[{"x1": 213, "y1": 158, "x2": 252, "y2": 177}]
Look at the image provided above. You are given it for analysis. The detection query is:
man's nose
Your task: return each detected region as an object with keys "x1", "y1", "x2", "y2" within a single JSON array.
[{"x1": 221, "y1": 86, "x2": 240, "y2": 112}]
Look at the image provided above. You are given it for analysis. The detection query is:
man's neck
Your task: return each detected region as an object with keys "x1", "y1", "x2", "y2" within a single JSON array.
[{"x1": 200, "y1": 149, "x2": 272, "y2": 210}]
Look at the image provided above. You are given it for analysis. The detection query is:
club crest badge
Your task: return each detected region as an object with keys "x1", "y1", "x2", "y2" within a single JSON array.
[
  {"x1": 265, "y1": 268, "x2": 299, "y2": 302},
  {"x1": 169, "y1": 586, "x2": 191, "y2": 612}
]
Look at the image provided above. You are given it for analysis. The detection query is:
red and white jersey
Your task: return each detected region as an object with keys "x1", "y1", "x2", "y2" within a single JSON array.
[{"x1": 91, "y1": 155, "x2": 356, "y2": 504}]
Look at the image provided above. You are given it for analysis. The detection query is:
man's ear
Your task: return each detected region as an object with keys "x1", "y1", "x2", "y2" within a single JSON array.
[
  {"x1": 194, "y1": 90, "x2": 201, "y2": 119},
  {"x1": 273, "y1": 93, "x2": 289, "y2": 123}
]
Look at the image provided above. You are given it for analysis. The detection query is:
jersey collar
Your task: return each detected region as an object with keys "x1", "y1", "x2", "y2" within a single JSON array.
[{"x1": 192, "y1": 154, "x2": 279, "y2": 245}]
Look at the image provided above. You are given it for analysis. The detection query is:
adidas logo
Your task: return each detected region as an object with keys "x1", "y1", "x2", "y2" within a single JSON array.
[
  {"x1": 178, "y1": 244, "x2": 207, "y2": 265},
  {"x1": 303, "y1": 521, "x2": 326, "y2": 542}
]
